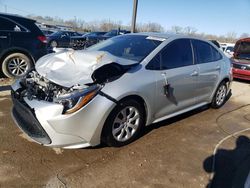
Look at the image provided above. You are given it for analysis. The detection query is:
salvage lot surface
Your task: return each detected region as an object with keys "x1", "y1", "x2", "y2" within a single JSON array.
[{"x1": 0, "y1": 80, "x2": 250, "y2": 187}]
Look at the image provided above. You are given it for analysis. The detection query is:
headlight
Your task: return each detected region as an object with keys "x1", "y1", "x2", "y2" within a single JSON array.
[{"x1": 57, "y1": 85, "x2": 101, "y2": 114}]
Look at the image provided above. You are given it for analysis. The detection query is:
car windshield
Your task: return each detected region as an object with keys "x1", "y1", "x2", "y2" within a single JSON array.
[
  {"x1": 235, "y1": 42, "x2": 250, "y2": 59},
  {"x1": 87, "y1": 35, "x2": 163, "y2": 61}
]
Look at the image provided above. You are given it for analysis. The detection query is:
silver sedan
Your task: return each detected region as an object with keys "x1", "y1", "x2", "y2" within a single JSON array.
[{"x1": 11, "y1": 33, "x2": 232, "y2": 148}]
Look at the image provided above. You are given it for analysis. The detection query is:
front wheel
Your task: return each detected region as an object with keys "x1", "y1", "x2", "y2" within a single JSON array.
[
  {"x1": 102, "y1": 99, "x2": 145, "y2": 147},
  {"x1": 211, "y1": 81, "x2": 228, "y2": 109}
]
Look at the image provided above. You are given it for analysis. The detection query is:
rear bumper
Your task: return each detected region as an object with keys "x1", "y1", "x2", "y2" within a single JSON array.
[{"x1": 232, "y1": 68, "x2": 250, "y2": 81}]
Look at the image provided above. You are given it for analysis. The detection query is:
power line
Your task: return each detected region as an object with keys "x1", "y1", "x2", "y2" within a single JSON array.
[{"x1": 0, "y1": 2, "x2": 34, "y2": 15}]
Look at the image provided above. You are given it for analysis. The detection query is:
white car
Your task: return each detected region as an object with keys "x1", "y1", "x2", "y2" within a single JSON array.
[{"x1": 11, "y1": 33, "x2": 232, "y2": 148}]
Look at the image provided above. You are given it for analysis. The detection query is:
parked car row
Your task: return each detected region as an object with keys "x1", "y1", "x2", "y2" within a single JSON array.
[
  {"x1": 47, "y1": 30, "x2": 82, "y2": 48},
  {"x1": 70, "y1": 29, "x2": 130, "y2": 50}
]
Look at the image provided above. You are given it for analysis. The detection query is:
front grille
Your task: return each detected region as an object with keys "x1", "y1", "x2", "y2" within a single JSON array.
[
  {"x1": 12, "y1": 93, "x2": 51, "y2": 145},
  {"x1": 70, "y1": 39, "x2": 86, "y2": 50},
  {"x1": 233, "y1": 63, "x2": 250, "y2": 70}
]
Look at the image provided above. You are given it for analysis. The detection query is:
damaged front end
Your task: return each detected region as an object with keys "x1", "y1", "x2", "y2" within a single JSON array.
[
  {"x1": 13, "y1": 70, "x2": 102, "y2": 115},
  {"x1": 10, "y1": 49, "x2": 138, "y2": 147},
  {"x1": 12, "y1": 50, "x2": 138, "y2": 114}
]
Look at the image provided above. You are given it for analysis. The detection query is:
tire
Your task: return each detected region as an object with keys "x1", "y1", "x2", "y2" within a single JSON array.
[
  {"x1": 2, "y1": 53, "x2": 32, "y2": 78},
  {"x1": 211, "y1": 81, "x2": 228, "y2": 109},
  {"x1": 102, "y1": 99, "x2": 145, "y2": 147},
  {"x1": 50, "y1": 40, "x2": 58, "y2": 48}
]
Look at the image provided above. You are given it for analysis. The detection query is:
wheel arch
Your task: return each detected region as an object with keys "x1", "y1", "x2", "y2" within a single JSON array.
[
  {"x1": 210, "y1": 76, "x2": 231, "y2": 102},
  {"x1": 100, "y1": 94, "x2": 149, "y2": 144},
  {"x1": 117, "y1": 95, "x2": 148, "y2": 121},
  {"x1": 0, "y1": 47, "x2": 35, "y2": 66}
]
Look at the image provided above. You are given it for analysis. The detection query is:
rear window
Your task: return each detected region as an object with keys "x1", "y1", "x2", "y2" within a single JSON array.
[
  {"x1": 235, "y1": 42, "x2": 250, "y2": 54},
  {"x1": 0, "y1": 17, "x2": 26, "y2": 32},
  {"x1": 193, "y1": 40, "x2": 222, "y2": 64}
]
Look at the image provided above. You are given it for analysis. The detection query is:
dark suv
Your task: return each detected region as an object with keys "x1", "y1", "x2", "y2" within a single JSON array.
[{"x1": 0, "y1": 13, "x2": 47, "y2": 78}]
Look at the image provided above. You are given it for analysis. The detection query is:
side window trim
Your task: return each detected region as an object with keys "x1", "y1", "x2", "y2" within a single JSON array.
[
  {"x1": 189, "y1": 39, "x2": 196, "y2": 65},
  {"x1": 0, "y1": 16, "x2": 29, "y2": 32},
  {"x1": 191, "y1": 39, "x2": 198, "y2": 65}
]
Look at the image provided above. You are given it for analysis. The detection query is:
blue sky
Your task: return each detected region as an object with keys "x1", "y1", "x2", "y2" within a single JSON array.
[{"x1": 0, "y1": 0, "x2": 249, "y2": 36}]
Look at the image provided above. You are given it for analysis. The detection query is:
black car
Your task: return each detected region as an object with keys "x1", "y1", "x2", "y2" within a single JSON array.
[
  {"x1": 70, "y1": 30, "x2": 130, "y2": 50},
  {"x1": 209, "y1": 40, "x2": 221, "y2": 49},
  {"x1": 47, "y1": 31, "x2": 82, "y2": 48},
  {"x1": 0, "y1": 13, "x2": 48, "y2": 78},
  {"x1": 82, "y1": 32, "x2": 107, "y2": 37},
  {"x1": 41, "y1": 29, "x2": 57, "y2": 37}
]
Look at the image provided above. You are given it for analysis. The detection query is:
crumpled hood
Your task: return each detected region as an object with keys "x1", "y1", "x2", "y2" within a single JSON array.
[{"x1": 35, "y1": 49, "x2": 137, "y2": 87}]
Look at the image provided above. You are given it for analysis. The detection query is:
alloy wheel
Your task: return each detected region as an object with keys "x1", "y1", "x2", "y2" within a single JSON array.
[
  {"x1": 7, "y1": 57, "x2": 29, "y2": 77},
  {"x1": 112, "y1": 106, "x2": 140, "y2": 142},
  {"x1": 216, "y1": 85, "x2": 227, "y2": 106}
]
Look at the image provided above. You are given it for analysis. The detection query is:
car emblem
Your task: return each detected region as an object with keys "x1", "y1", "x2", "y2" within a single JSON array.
[{"x1": 241, "y1": 66, "x2": 247, "y2": 70}]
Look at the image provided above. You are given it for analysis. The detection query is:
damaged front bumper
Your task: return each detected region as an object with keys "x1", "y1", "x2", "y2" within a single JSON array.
[{"x1": 11, "y1": 81, "x2": 116, "y2": 149}]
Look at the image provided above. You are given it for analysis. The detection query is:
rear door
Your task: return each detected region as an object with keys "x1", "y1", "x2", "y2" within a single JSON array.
[
  {"x1": 192, "y1": 39, "x2": 223, "y2": 103},
  {"x1": 147, "y1": 38, "x2": 198, "y2": 120}
]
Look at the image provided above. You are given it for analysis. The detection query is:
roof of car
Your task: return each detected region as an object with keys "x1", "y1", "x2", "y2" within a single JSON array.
[
  {"x1": 130, "y1": 32, "x2": 176, "y2": 38},
  {"x1": 127, "y1": 32, "x2": 206, "y2": 41},
  {"x1": 236, "y1": 38, "x2": 250, "y2": 43}
]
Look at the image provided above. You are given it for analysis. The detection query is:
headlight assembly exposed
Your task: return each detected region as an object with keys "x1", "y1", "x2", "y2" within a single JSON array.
[{"x1": 56, "y1": 85, "x2": 102, "y2": 114}]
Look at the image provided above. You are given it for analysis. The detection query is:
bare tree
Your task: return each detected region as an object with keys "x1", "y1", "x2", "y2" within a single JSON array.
[
  {"x1": 136, "y1": 22, "x2": 164, "y2": 32},
  {"x1": 225, "y1": 32, "x2": 237, "y2": 42},
  {"x1": 171, "y1": 25, "x2": 183, "y2": 34},
  {"x1": 183, "y1": 26, "x2": 197, "y2": 36},
  {"x1": 240, "y1": 33, "x2": 250, "y2": 39}
]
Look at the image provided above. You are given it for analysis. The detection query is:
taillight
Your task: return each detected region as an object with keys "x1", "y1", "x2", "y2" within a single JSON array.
[{"x1": 37, "y1": 35, "x2": 47, "y2": 43}]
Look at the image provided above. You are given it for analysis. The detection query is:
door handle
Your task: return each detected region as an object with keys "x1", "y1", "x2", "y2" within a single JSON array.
[
  {"x1": 161, "y1": 72, "x2": 170, "y2": 96},
  {"x1": 190, "y1": 70, "x2": 199, "y2": 76},
  {"x1": 0, "y1": 36, "x2": 7, "y2": 39},
  {"x1": 215, "y1": 66, "x2": 221, "y2": 70}
]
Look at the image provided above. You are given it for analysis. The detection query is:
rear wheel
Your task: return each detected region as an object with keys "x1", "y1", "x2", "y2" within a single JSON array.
[
  {"x1": 211, "y1": 81, "x2": 228, "y2": 109},
  {"x1": 102, "y1": 99, "x2": 145, "y2": 147},
  {"x1": 2, "y1": 53, "x2": 32, "y2": 78},
  {"x1": 50, "y1": 40, "x2": 58, "y2": 48}
]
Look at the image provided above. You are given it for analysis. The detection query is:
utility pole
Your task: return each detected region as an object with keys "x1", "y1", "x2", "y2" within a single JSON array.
[{"x1": 131, "y1": 0, "x2": 138, "y2": 33}]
